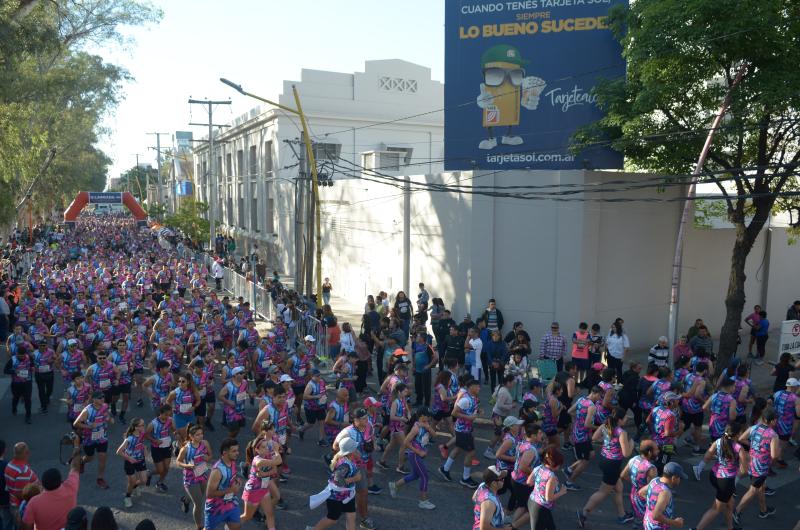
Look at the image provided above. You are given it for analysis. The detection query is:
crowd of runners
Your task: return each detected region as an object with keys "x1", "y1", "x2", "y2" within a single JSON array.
[{"x1": 1, "y1": 215, "x2": 799, "y2": 530}]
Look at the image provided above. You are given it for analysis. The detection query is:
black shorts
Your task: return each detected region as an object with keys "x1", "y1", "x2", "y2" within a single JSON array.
[
  {"x1": 455, "y1": 431, "x2": 475, "y2": 451},
  {"x1": 292, "y1": 385, "x2": 305, "y2": 400},
  {"x1": 557, "y1": 409, "x2": 572, "y2": 429},
  {"x1": 573, "y1": 358, "x2": 590, "y2": 372},
  {"x1": 102, "y1": 390, "x2": 113, "y2": 404},
  {"x1": 195, "y1": 400, "x2": 207, "y2": 418},
  {"x1": 83, "y1": 442, "x2": 108, "y2": 456},
  {"x1": 212, "y1": 340, "x2": 224, "y2": 350},
  {"x1": 682, "y1": 410, "x2": 704, "y2": 428},
  {"x1": 710, "y1": 474, "x2": 736, "y2": 502},
  {"x1": 133, "y1": 368, "x2": 144, "y2": 375},
  {"x1": 750, "y1": 474, "x2": 767, "y2": 488},
  {"x1": 598, "y1": 456, "x2": 623, "y2": 486},
  {"x1": 124, "y1": 460, "x2": 147, "y2": 476},
  {"x1": 305, "y1": 408, "x2": 326, "y2": 424},
  {"x1": 326, "y1": 498, "x2": 355, "y2": 521},
  {"x1": 433, "y1": 410, "x2": 450, "y2": 422},
  {"x1": 113, "y1": 383, "x2": 132, "y2": 395},
  {"x1": 512, "y1": 480, "x2": 533, "y2": 509},
  {"x1": 573, "y1": 441, "x2": 593, "y2": 461},
  {"x1": 227, "y1": 418, "x2": 246, "y2": 433},
  {"x1": 381, "y1": 413, "x2": 390, "y2": 427},
  {"x1": 151, "y1": 446, "x2": 172, "y2": 463},
  {"x1": 778, "y1": 432, "x2": 791, "y2": 442},
  {"x1": 204, "y1": 392, "x2": 216, "y2": 404}
]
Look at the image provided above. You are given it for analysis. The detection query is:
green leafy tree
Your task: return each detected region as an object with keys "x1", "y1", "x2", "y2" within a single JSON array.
[
  {"x1": 164, "y1": 199, "x2": 209, "y2": 245},
  {"x1": 576, "y1": 0, "x2": 800, "y2": 371}
]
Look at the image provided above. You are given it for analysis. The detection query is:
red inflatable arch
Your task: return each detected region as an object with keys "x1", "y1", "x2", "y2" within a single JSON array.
[{"x1": 64, "y1": 191, "x2": 148, "y2": 227}]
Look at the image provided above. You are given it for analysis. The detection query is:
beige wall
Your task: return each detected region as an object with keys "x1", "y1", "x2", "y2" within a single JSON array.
[{"x1": 318, "y1": 169, "x2": 797, "y2": 350}]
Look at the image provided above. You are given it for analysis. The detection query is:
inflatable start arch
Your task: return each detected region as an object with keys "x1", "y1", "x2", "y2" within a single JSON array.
[{"x1": 64, "y1": 191, "x2": 148, "y2": 227}]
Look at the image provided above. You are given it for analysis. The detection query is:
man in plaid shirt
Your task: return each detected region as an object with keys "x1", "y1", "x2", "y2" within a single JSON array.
[{"x1": 539, "y1": 321, "x2": 567, "y2": 371}]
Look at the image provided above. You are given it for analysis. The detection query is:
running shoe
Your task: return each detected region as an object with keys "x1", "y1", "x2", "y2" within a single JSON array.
[
  {"x1": 577, "y1": 509, "x2": 587, "y2": 528},
  {"x1": 564, "y1": 465, "x2": 574, "y2": 479},
  {"x1": 470, "y1": 458, "x2": 480, "y2": 466},
  {"x1": 276, "y1": 499, "x2": 288, "y2": 510},
  {"x1": 388, "y1": 481, "x2": 397, "y2": 498},
  {"x1": 146, "y1": 473, "x2": 152, "y2": 486},
  {"x1": 118, "y1": 414, "x2": 126, "y2": 425},
  {"x1": 156, "y1": 482, "x2": 168, "y2": 493},
  {"x1": 282, "y1": 466, "x2": 292, "y2": 474},
  {"x1": 317, "y1": 439, "x2": 329, "y2": 447},
  {"x1": 367, "y1": 484, "x2": 382, "y2": 495},
  {"x1": 360, "y1": 517, "x2": 377, "y2": 530},
  {"x1": 439, "y1": 444, "x2": 448, "y2": 459},
  {"x1": 732, "y1": 511, "x2": 741, "y2": 526},
  {"x1": 298, "y1": 429, "x2": 305, "y2": 441},
  {"x1": 692, "y1": 464, "x2": 702, "y2": 481},
  {"x1": 561, "y1": 441, "x2": 573, "y2": 451},
  {"x1": 97, "y1": 478, "x2": 109, "y2": 490},
  {"x1": 180, "y1": 496, "x2": 190, "y2": 513},
  {"x1": 136, "y1": 398, "x2": 144, "y2": 408},
  {"x1": 278, "y1": 473, "x2": 288, "y2": 483},
  {"x1": 618, "y1": 512, "x2": 634, "y2": 524},
  {"x1": 396, "y1": 466, "x2": 409, "y2": 475},
  {"x1": 438, "y1": 466, "x2": 452, "y2": 482},
  {"x1": 460, "y1": 477, "x2": 479, "y2": 488},
  {"x1": 123, "y1": 496, "x2": 133, "y2": 508},
  {"x1": 483, "y1": 447, "x2": 496, "y2": 460},
  {"x1": 789, "y1": 438, "x2": 798, "y2": 447},
  {"x1": 418, "y1": 500, "x2": 436, "y2": 510},
  {"x1": 764, "y1": 486, "x2": 776, "y2": 496},
  {"x1": 758, "y1": 506, "x2": 776, "y2": 518},
  {"x1": 564, "y1": 481, "x2": 582, "y2": 491}
]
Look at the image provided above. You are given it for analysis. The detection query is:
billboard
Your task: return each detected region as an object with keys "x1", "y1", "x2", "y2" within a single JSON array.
[{"x1": 444, "y1": 0, "x2": 627, "y2": 170}]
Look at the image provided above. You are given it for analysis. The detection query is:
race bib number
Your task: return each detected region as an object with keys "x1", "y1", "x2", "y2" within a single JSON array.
[
  {"x1": 287, "y1": 397, "x2": 296, "y2": 409},
  {"x1": 91, "y1": 429, "x2": 105, "y2": 441},
  {"x1": 17, "y1": 369, "x2": 29, "y2": 379},
  {"x1": 193, "y1": 462, "x2": 208, "y2": 476},
  {"x1": 261, "y1": 360, "x2": 270, "y2": 369},
  {"x1": 223, "y1": 493, "x2": 234, "y2": 502},
  {"x1": 138, "y1": 325, "x2": 147, "y2": 333},
  {"x1": 99, "y1": 379, "x2": 111, "y2": 389},
  {"x1": 159, "y1": 436, "x2": 171, "y2": 448},
  {"x1": 278, "y1": 433, "x2": 287, "y2": 446},
  {"x1": 261, "y1": 477, "x2": 270, "y2": 489},
  {"x1": 298, "y1": 368, "x2": 307, "y2": 377},
  {"x1": 236, "y1": 392, "x2": 247, "y2": 403},
  {"x1": 119, "y1": 364, "x2": 129, "y2": 374},
  {"x1": 199, "y1": 388, "x2": 207, "y2": 398},
  {"x1": 34, "y1": 334, "x2": 44, "y2": 342},
  {"x1": 38, "y1": 365, "x2": 51, "y2": 373},
  {"x1": 85, "y1": 333, "x2": 95, "y2": 341},
  {"x1": 73, "y1": 403, "x2": 83, "y2": 414},
  {"x1": 175, "y1": 328, "x2": 184, "y2": 335},
  {"x1": 187, "y1": 323, "x2": 196, "y2": 331},
  {"x1": 179, "y1": 403, "x2": 193, "y2": 414},
  {"x1": 319, "y1": 394, "x2": 328, "y2": 405}
]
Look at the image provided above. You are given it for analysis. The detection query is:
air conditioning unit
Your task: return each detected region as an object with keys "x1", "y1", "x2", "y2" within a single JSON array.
[{"x1": 361, "y1": 147, "x2": 413, "y2": 173}]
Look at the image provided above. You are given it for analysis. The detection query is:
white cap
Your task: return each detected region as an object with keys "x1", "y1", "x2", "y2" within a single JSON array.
[
  {"x1": 338, "y1": 437, "x2": 358, "y2": 455},
  {"x1": 232, "y1": 366, "x2": 245, "y2": 375},
  {"x1": 787, "y1": 377, "x2": 800, "y2": 388},
  {"x1": 304, "y1": 335, "x2": 315, "y2": 342},
  {"x1": 279, "y1": 374, "x2": 294, "y2": 383}
]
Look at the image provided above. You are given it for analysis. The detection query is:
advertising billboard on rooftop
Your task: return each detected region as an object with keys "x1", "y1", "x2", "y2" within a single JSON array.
[{"x1": 444, "y1": 0, "x2": 628, "y2": 170}]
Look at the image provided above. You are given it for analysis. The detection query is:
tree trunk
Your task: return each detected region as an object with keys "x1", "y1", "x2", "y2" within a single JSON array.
[{"x1": 716, "y1": 208, "x2": 771, "y2": 375}]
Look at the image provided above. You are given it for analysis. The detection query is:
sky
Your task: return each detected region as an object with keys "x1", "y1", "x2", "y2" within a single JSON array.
[{"x1": 96, "y1": 0, "x2": 444, "y2": 182}]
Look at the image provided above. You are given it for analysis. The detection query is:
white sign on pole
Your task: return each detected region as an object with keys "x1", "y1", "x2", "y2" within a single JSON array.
[{"x1": 778, "y1": 320, "x2": 800, "y2": 359}]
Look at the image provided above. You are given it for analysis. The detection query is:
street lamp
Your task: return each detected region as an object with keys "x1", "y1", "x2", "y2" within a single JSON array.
[{"x1": 220, "y1": 77, "x2": 323, "y2": 306}]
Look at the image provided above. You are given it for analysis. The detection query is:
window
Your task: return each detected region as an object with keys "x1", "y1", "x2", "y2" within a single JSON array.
[
  {"x1": 216, "y1": 156, "x2": 222, "y2": 176},
  {"x1": 378, "y1": 76, "x2": 418, "y2": 93},
  {"x1": 249, "y1": 146, "x2": 257, "y2": 176},
  {"x1": 238, "y1": 182, "x2": 245, "y2": 229},
  {"x1": 266, "y1": 198, "x2": 275, "y2": 233},
  {"x1": 226, "y1": 184, "x2": 233, "y2": 225},
  {"x1": 264, "y1": 141, "x2": 273, "y2": 174},
  {"x1": 237, "y1": 149, "x2": 244, "y2": 176},
  {"x1": 251, "y1": 182, "x2": 259, "y2": 232},
  {"x1": 225, "y1": 153, "x2": 232, "y2": 176},
  {"x1": 312, "y1": 142, "x2": 340, "y2": 161}
]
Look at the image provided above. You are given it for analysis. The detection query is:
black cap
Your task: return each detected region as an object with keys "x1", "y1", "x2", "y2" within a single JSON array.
[
  {"x1": 64, "y1": 507, "x2": 88, "y2": 530},
  {"x1": 353, "y1": 407, "x2": 368, "y2": 419}
]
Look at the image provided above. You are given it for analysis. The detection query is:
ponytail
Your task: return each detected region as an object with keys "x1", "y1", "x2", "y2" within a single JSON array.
[
  {"x1": 721, "y1": 422, "x2": 742, "y2": 462},
  {"x1": 124, "y1": 418, "x2": 143, "y2": 437}
]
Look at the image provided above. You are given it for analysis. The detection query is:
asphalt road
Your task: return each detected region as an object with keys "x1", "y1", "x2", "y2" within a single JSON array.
[{"x1": 3, "y1": 372, "x2": 800, "y2": 530}]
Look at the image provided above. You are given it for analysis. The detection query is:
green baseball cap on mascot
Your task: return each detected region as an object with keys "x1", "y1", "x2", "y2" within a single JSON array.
[{"x1": 481, "y1": 45, "x2": 530, "y2": 68}]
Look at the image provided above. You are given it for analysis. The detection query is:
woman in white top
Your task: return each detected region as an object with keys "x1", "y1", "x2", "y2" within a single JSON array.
[
  {"x1": 605, "y1": 321, "x2": 629, "y2": 381},
  {"x1": 340, "y1": 322, "x2": 357, "y2": 353}
]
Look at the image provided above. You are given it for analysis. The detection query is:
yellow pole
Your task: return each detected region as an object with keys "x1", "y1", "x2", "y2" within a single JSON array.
[{"x1": 291, "y1": 85, "x2": 323, "y2": 306}]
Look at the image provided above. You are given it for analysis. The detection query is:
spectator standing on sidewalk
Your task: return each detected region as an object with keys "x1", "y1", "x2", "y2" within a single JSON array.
[
  {"x1": 539, "y1": 322, "x2": 567, "y2": 372},
  {"x1": 649, "y1": 337, "x2": 671, "y2": 368},
  {"x1": 3, "y1": 443, "x2": 38, "y2": 512},
  {"x1": 485, "y1": 330, "x2": 509, "y2": 393},
  {"x1": 753, "y1": 311, "x2": 770, "y2": 365},
  {"x1": 786, "y1": 300, "x2": 800, "y2": 321},
  {"x1": 417, "y1": 283, "x2": 429, "y2": 306},
  {"x1": 211, "y1": 259, "x2": 224, "y2": 291},
  {"x1": 322, "y1": 278, "x2": 332, "y2": 307},
  {"x1": 412, "y1": 333, "x2": 438, "y2": 407},
  {"x1": 606, "y1": 322, "x2": 629, "y2": 381},
  {"x1": 480, "y1": 299, "x2": 504, "y2": 334},
  {"x1": 689, "y1": 326, "x2": 714, "y2": 357},
  {"x1": 744, "y1": 305, "x2": 763, "y2": 357}
]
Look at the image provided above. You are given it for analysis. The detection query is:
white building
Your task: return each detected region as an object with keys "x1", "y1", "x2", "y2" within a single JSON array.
[{"x1": 193, "y1": 60, "x2": 800, "y2": 351}]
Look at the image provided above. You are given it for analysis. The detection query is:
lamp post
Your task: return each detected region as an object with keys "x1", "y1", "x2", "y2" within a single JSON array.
[{"x1": 220, "y1": 77, "x2": 322, "y2": 306}]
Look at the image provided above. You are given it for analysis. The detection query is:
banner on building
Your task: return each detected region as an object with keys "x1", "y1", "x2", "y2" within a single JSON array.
[
  {"x1": 444, "y1": 0, "x2": 628, "y2": 170},
  {"x1": 88, "y1": 192, "x2": 123, "y2": 204}
]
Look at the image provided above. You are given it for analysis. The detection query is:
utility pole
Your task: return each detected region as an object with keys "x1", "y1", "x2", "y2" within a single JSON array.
[
  {"x1": 147, "y1": 132, "x2": 169, "y2": 206},
  {"x1": 403, "y1": 176, "x2": 411, "y2": 295},
  {"x1": 284, "y1": 139, "x2": 305, "y2": 294},
  {"x1": 302, "y1": 132, "x2": 315, "y2": 300},
  {"x1": 188, "y1": 98, "x2": 231, "y2": 252},
  {"x1": 132, "y1": 154, "x2": 145, "y2": 201}
]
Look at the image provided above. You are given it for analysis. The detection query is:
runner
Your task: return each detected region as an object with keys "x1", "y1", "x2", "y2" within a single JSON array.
[
  {"x1": 577, "y1": 407, "x2": 634, "y2": 527},
  {"x1": 176, "y1": 423, "x2": 212, "y2": 530},
  {"x1": 302, "y1": 368, "x2": 328, "y2": 445},
  {"x1": 32, "y1": 339, "x2": 56, "y2": 414},
  {"x1": 305, "y1": 437, "x2": 360, "y2": 530},
  {"x1": 508, "y1": 423, "x2": 544, "y2": 529},
  {"x1": 471, "y1": 467, "x2": 509, "y2": 530},
  {"x1": 204, "y1": 438, "x2": 243, "y2": 530},
  {"x1": 771, "y1": 377, "x2": 799, "y2": 468},
  {"x1": 145, "y1": 404, "x2": 176, "y2": 493},
  {"x1": 648, "y1": 391, "x2": 682, "y2": 474},
  {"x1": 695, "y1": 377, "x2": 737, "y2": 480},
  {"x1": 115, "y1": 417, "x2": 148, "y2": 508},
  {"x1": 528, "y1": 447, "x2": 568, "y2": 530},
  {"x1": 333, "y1": 407, "x2": 378, "y2": 529},
  {"x1": 218, "y1": 366, "x2": 250, "y2": 439},
  {"x1": 733, "y1": 408, "x2": 779, "y2": 523},
  {"x1": 378, "y1": 382, "x2": 411, "y2": 473},
  {"x1": 492, "y1": 415, "x2": 524, "y2": 507},
  {"x1": 73, "y1": 390, "x2": 112, "y2": 489},
  {"x1": 692, "y1": 423, "x2": 747, "y2": 530},
  {"x1": 241, "y1": 426, "x2": 282, "y2": 529},
  {"x1": 167, "y1": 372, "x2": 200, "y2": 446},
  {"x1": 620, "y1": 440, "x2": 659, "y2": 529},
  {"x1": 680, "y1": 362, "x2": 709, "y2": 456},
  {"x1": 562, "y1": 386, "x2": 601, "y2": 491},
  {"x1": 388, "y1": 407, "x2": 436, "y2": 509},
  {"x1": 6, "y1": 344, "x2": 34, "y2": 423},
  {"x1": 641, "y1": 462, "x2": 687, "y2": 530},
  {"x1": 439, "y1": 379, "x2": 481, "y2": 488},
  {"x1": 109, "y1": 338, "x2": 134, "y2": 424},
  {"x1": 540, "y1": 382, "x2": 564, "y2": 449}
]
